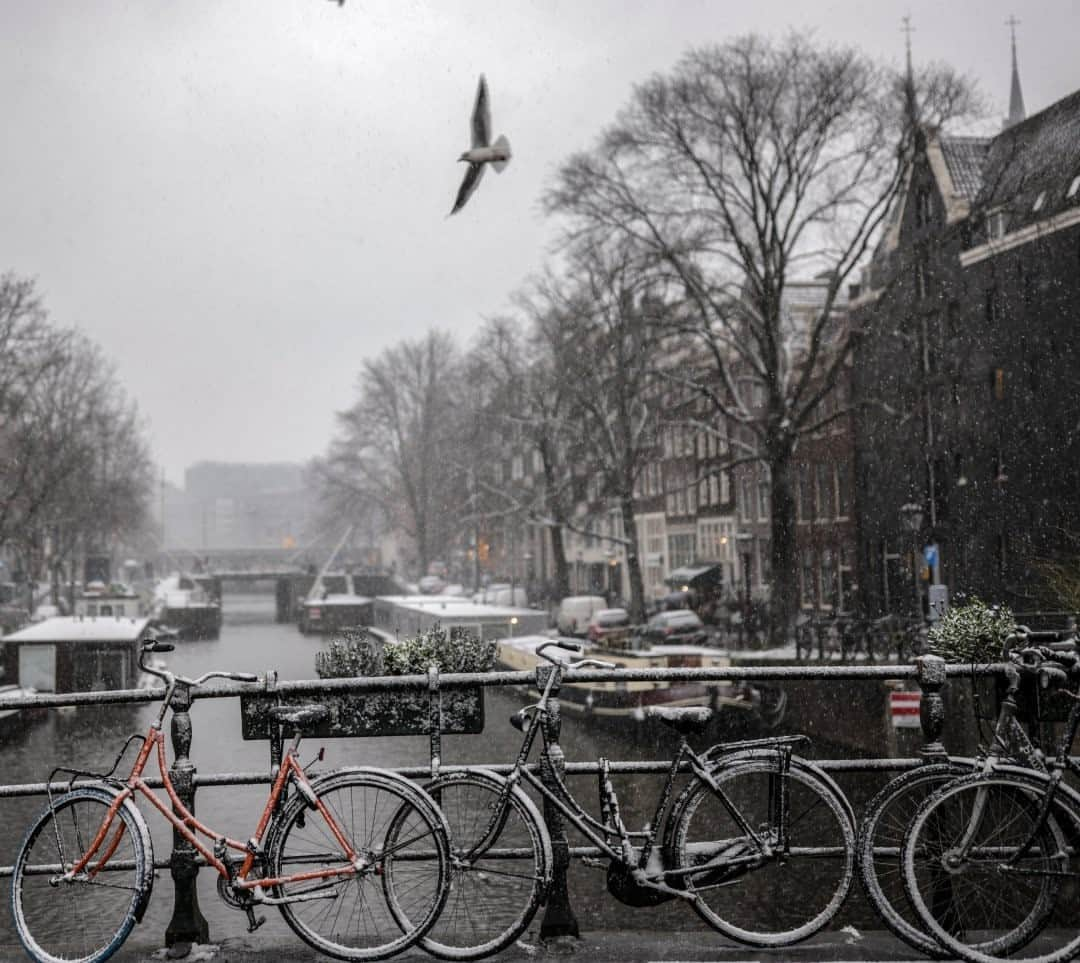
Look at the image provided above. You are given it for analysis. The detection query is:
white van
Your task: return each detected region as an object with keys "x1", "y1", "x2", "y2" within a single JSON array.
[{"x1": 556, "y1": 595, "x2": 607, "y2": 636}]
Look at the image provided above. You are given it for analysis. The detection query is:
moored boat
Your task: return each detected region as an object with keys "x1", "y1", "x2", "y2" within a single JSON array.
[
  {"x1": 152, "y1": 574, "x2": 222, "y2": 641},
  {"x1": 496, "y1": 633, "x2": 759, "y2": 720}
]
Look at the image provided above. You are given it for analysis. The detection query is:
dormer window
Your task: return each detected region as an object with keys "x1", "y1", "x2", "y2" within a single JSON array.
[
  {"x1": 987, "y1": 209, "x2": 1006, "y2": 239},
  {"x1": 1032, "y1": 191, "x2": 1046, "y2": 213},
  {"x1": 1068, "y1": 175, "x2": 1080, "y2": 200}
]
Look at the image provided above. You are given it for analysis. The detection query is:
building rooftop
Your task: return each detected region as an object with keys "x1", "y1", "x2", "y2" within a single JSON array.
[
  {"x1": 4, "y1": 616, "x2": 151, "y2": 643},
  {"x1": 939, "y1": 135, "x2": 991, "y2": 200}
]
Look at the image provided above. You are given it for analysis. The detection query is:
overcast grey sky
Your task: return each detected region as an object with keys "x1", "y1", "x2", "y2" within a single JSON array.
[{"x1": 2, "y1": 1, "x2": 1077, "y2": 485}]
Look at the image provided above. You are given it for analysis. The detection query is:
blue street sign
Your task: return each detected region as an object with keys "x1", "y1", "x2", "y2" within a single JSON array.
[{"x1": 923, "y1": 543, "x2": 938, "y2": 568}]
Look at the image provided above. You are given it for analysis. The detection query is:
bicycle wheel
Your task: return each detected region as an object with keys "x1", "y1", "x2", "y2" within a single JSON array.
[
  {"x1": 12, "y1": 786, "x2": 154, "y2": 963},
  {"x1": 669, "y1": 757, "x2": 854, "y2": 946},
  {"x1": 268, "y1": 767, "x2": 451, "y2": 962},
  {"x1": 902, "y1": 773, "x2": 1073, "y2": 963},
  {"x1": 388, "y1": 769, "x2": 551, "y2": 961},
  {"x1": 858, "y1": 764, "x2": 962, "y2": 958}
]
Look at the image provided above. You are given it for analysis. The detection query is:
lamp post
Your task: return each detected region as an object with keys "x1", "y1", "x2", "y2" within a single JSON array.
[
  {"x1": 735, "y1": 532, "x2": 754, "y2": 648},
  {"x1": 900, "y1": 502, "x2": 924, "y2": 620}
]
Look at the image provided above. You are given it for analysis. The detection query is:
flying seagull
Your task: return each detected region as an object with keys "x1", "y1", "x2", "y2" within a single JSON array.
[{"x1": 450, "y1": 74, "x2": 511, "y2": 216}]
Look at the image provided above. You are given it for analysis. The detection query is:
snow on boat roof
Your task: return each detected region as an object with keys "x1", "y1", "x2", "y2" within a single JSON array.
[
  {"x1": 305, "y1": 595, "x2": 372, "y2": 607},
  {"x1": 497, "y1": 634, "x2": 726, "y2": 659},
  {"x1": 4, "y1": 616, "x2": 152, "y2": 643},
  {"x1": 377, "y1": 596, "x2": 540, "y2": 617}
]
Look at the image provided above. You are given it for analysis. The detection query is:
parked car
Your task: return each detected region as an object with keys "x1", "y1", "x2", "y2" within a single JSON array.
[
  {"x1": 556, "y1": 595, "x2": 607, "y2": 636},
  {"x1": 640, "y1": 609, "x2": 709, "y2": 646},
  {"x1": 586, "y1": 608, "x2": 631, "y2": 646}
]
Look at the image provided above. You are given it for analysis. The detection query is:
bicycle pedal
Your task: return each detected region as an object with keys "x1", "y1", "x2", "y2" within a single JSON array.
[{"x1": 245, "y1": 909, "x2": 266, "y2": 933}]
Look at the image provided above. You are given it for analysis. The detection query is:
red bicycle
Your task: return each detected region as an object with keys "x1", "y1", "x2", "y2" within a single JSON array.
[{"x1": 11, "y1": 639, "x2": 451, "y2": 963}]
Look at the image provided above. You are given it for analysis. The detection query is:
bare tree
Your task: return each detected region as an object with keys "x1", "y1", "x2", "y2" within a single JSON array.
[
  {"x1": 545, "y1": 34, "x2": 979, "y2": 640},
  {"x1": 467, "y1": 288, "x2": 596, "y2": 603},
  {"x1": 319, "y1": 330, "x2": 465, "y2": 576},
  {"x1": 539, "y1": 241, "x2": 667, "y2": 622},
  {"x1": 0, "y1": 294, "x2": 153, "y2": 606}
]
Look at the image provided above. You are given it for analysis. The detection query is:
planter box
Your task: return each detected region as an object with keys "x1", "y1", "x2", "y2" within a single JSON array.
[{"x1": 240, "y1": 686, "x2": 484, "y2": 740}]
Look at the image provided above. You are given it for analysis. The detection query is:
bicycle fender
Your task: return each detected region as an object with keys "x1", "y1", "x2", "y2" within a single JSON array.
[
  {"x1": 941, "y1": 765, "x2": 1080, "y2": 832},
  {"x1": 702, "y1": 747, "x2": 856, "y2": 828}
]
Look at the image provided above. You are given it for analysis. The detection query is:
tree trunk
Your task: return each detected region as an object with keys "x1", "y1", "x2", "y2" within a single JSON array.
[
  {"x1": 619, "y1": 493, "x2": 647, "y2": 623},
  {"x1": 550, "y1": 526, "x2": 571, "y2": 601},
  {"x1": 768, "y1": 446, "x2": 799, "y2": 647}
]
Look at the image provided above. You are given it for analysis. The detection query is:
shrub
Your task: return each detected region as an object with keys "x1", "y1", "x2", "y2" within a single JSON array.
[
  {"x1": 383, "y1": 623, "x2": 497, "y2": 675},
  {"x1": 315, "y1": 623, "x2": 496, "y2": 678},
  {"x1": 927, "y1": 597, "x2": 1016, "y2": 663},
  {"x1": 315, "y1": 630, "x2": 383, "y2": 679}
]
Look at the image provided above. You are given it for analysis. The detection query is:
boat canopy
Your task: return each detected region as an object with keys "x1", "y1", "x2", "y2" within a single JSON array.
[{"x1": 665, "y1": 563, "x2": 723, "y2": 590}]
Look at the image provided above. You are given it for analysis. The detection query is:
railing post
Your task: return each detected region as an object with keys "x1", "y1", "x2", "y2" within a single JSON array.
[
  {"x1": 165, "y1": 685, "x2": 210, "y2": 950},
  {"x1": 536, "y1": 665, "x2": 580, "y2": 941},
  {"x1": 916, "y1": 654, "x2": 948, "y2": 760}
]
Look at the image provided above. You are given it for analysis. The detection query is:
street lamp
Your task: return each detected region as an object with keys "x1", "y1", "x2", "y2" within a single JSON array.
[
  {"x1": 900, "y1": 502, "x2": 924, "y2": 620},
  {"x1": 734, "y1": 532, "x2": 754, "y2": 648}
]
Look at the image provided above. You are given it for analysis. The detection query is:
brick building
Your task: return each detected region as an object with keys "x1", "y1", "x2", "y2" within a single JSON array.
[{"x1": 852, "y1": 73, "x2": 1080, "y2": 615}]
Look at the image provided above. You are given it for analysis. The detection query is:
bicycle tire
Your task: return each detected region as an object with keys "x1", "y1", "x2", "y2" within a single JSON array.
[
  {"x1": 902, "y1": 771, "x2": 1073, "y2": 963},
  {"x1": 268, "y1": 767, "x2": 451, "y2": 962},
  {"x1": 11, "y1": 785, "x2": 154, "y2": 963},
  {"x1": 387, "y1": 768, "x2": 552, "y2": 961},
  {"x1": 858, "y1": 764, "x2": 968, "y2": 958},
  {"x1": 668, "y1": 757, "x2": 854, "y2": 947}
]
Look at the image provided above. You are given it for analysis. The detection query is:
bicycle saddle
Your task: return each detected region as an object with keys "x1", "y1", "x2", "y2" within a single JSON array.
[
  {"x1": 646, "y1": 706, "x2": 712, "y2": 734},
  {"x1": 268, "y1": 703, "x2": 330, "y2": 728}
]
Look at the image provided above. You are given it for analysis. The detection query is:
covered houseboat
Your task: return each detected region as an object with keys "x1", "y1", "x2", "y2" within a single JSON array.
[{"x1": 2, "y1": 616, "x2": 153, "y2": 693}]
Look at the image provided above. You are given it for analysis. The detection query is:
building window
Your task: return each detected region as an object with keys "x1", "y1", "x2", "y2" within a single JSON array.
[
  {"x1": 800, "y1": 551, "x2": 816, "y2": 608},
  {"x1": 668, "y1": 533, "x2": 696, "y2": 570},
  {"x1": 815, "y1": 463, "x2": 834, "y2": 521},
  {"x1": 797, "y1": 463, "x2": 812, "y2": 522},
  {"x1": 834, "y1": 463, "x2": 850, "y2": 519},
  {"x1": 493, "y1": 462, "x2": 504, "y2": 485},
  {"x1": 820, "y1": 549, "x2": 837, "y2": 609},
  {"x1": 987, "y1": 209, "x2": 1006, "y2": 239},
  {"x1": 511, "y1": 454, "x2": 524, "y2": 480},
  {"x1": 1068, "y1": 175, "x2": 1080, "y2": 200},
  {"x1": 757, "y1": 478, "x2": 770, "y2": 522}
]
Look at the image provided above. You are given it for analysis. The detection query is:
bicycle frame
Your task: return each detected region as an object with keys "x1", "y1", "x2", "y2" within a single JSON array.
[
  {"x1": 953, "y1": 663, "x2": 1080, "y2": 872},
  {"x1": 471, "y1": 658, "x2": 786, "y2": 886},
  {"x1": 57, "y1": 701, "x2": 359, "y2": 897}
]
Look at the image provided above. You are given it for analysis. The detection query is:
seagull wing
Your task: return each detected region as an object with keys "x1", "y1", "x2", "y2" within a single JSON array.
[
  {"x1": 450, "y1": 162, "x2": 485, "y2": 215},
  {"x1": 471, "y1": 74, "x2": 490, "y2": 148}
]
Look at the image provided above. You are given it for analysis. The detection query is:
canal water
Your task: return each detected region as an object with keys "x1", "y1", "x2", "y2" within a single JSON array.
[{"x1": 0, "y1": 592, "x2": 908, "y2": 952}]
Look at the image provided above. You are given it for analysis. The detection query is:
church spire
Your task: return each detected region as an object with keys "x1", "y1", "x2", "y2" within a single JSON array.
[
  {"x1": 901, "y1": 15, "x2": 917, "y2": 126},
  {"x1": 1004, "y1": 15, "x2": 1026, "y2": 128}
]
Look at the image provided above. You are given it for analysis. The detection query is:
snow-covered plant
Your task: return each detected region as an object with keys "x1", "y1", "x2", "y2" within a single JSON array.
[
  {"x1": 315, "y1": 633, "x2": 383, "y2": 679},
  {"x1": 383, "y1": 623, "x2": 497, "y2": 675},
  {"x1": 927, "y1": 597, "x2": 1017, "y2": 663},
  {"x1": 315, "y1": 623, "x2": 497, "y2": 677}
]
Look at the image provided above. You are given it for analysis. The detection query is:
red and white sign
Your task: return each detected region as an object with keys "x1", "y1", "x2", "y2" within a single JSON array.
[{"x1": 890, "y1": 690, "x2": 922, "y2": 728}]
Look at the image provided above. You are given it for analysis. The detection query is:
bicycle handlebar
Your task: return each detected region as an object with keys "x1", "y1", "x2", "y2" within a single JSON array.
[{"x1": 139, "y1": 638, "x2": 260, "y2": 690}]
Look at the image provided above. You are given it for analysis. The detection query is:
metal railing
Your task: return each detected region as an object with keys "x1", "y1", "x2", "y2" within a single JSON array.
[{"x1": 0, "y1": 655, "x2": 994, "y2": 947}]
